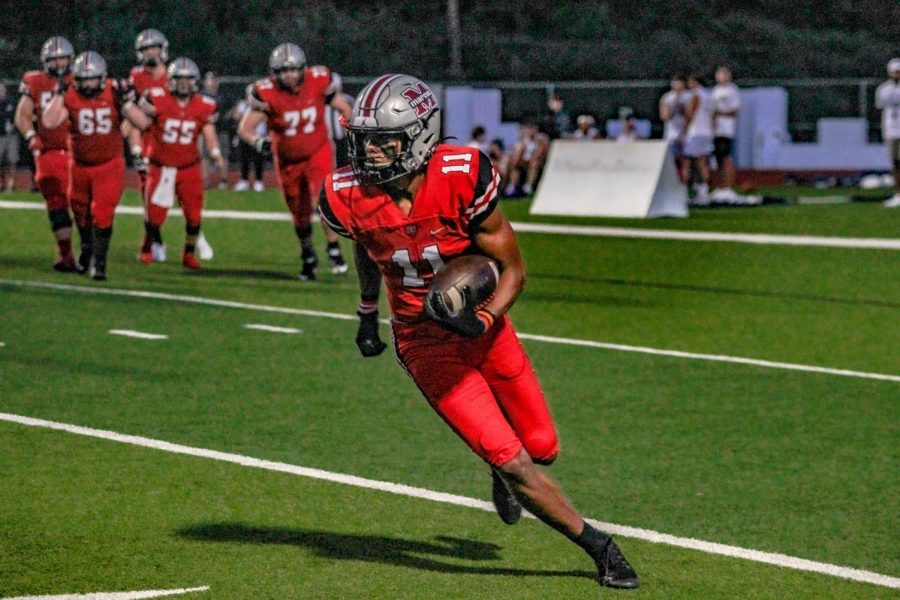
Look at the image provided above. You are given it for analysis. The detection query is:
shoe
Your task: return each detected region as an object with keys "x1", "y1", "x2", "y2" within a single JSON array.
[
  {"x1": 77, "y1": 247, "x2": 91, "y2": 274},
  {"x1": 594, "y1": 538, "x2": 639, "y2": 589},
  {"x1": 299, "y1": 251, "x2": 318, "y2": 281},
  {"x1": 328, "y1": 245, "x2": 349, "y2": 275},
  {"x1": 196, "y1": 232, "x2": 214, "y2": 261},
  {"x1": 138, "y1": 250, "x2": 153, "y2": 264},
  {"x1": 151, "y1": 242, "x2": 167, "y2": 263},
  {"x1": 491, "y1": 468, "x2": 522, "y2": 525},
  {"x1": 182, "y1": 253, "x2": 202, "y2": 270},
  {"x1": 233, "y1": 179, "x2": 250, "y2": 192},
  {"x1": 53, "y1": 255, "x2": 78, "y2": 273},
  {"x1": 522, "y1": 183, "x2": 533, "y2": 195},
  {"x1": 90, "y1": 266, "x2": 107, "y2": 281},
  {"x1": 253, "y1": 180, "x2": 265, "y2": 192},
  {"x1": 884, "y1": 194, "x2": 900, "y2": 208},
  {"x1": 217, "y1": 181, "x2": 228, "y2": 190},
  {"x1": 504, "y1": 184, "x2": 517, "y2": 197}
]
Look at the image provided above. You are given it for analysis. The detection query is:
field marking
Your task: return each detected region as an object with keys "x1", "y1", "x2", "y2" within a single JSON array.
[
  {"x1": 3, "y1": 279, "x2": 898, "y2": 384},
  {"x1": 244, "y1": 323, "x2": 304, "y2": 334},
  {"x1": 2, "y1": 586, "x2": 209, "y2": 599},
  {"x1": 2, "y1": 199, "x2": 898, "y2": 250},
  {"x1": 109, "y1": 330, "x2": 169, "y2": 341},
  {"x1": 0, "y1": 412, "x2": 896, "y2": 590}
]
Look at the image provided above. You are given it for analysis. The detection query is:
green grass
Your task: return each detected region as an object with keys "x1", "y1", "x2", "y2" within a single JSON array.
[{"x1": 0, "y1": 193, "x2": 898, "y2": 598}]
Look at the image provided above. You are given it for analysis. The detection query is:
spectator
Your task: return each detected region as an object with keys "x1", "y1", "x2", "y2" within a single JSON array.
[
  {"x1": 711, "y1": 66, "x2": 742, "y2": 202},
  {"x1": 0, "y1": 83, "x2": 20, "y2": 192},
  {"x1": 324, "y1": 73, "x2": 354, "y2": 168},
  {"x1": 466, "y1": 125, "x2": 489, "y2": 153},
  {"x1": 487, "y1": 137, "x2": 509, "y2": 189},
  {"x1": 659, "y1": 74, "x2": 689, "y2": 183},
  {"x1": 572, "y1": 114, "x2": 601, "y2": 140},
  {"x1": 683, "y1": 74, "x2": 715, "y2": 206},
  {"x1": 546, "y1": 91, "x2": 571, "y2": 139},
  {"x1": 200, "y1": 71, "x2": 230, "y2": 189},
  {"x1": 230, "y1": 84, "x2": 267, "y2": 192},
  {"x1": 614, "y1": 106, "x2": 640, "y2": 142},
  {"x1": 876, "y1": 58, "x2": 900, "y2": 207},
  {"x1": 505, "y1": 122, "x2": 549, "y2": 197}
]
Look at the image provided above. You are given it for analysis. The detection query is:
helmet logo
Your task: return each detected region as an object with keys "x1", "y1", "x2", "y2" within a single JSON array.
[{"x1": 400, "y1": 83, "x2": 436, "y2": 118}]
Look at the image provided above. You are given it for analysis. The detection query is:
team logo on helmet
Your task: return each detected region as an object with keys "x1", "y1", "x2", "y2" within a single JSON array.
[{"x1": 400, "y1": 83, "x2": 436, "y2": 118}]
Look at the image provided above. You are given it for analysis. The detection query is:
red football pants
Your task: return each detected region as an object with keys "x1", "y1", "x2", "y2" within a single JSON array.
[
  {"x1": 392, "y1": 316, "x2": 559, "y2": 467},
  {"x1": 144, "y1": 163, "x2": 204, "y2": 228},
  {"x1": 275, "y1": 143, "x2": 333, "y2": 228},
  {"x1": 35, "y1": 149, "x2": 70, "y2": 212},
  {"x1": 69, "y1": 155, "x2": 124, "y2": 229}
]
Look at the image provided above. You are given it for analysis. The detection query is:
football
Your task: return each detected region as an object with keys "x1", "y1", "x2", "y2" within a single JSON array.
[{"x1": 427, "y1": 254, "x2": 500, "y2": 317}]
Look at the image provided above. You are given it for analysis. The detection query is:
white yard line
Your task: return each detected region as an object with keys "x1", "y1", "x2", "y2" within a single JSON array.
[
  {"x1": 2, "y1": 199, "x2": 897, "y2": 250},
  {"x1": 2, "y1": 586, "x2": 210, "y2": 599},
  {"x1": 3, "y1": 279, "x2": 898, "y2": 384},
  {"x1": 0, "y1": 412, "x2": 896, "y2": 590},
  {"x1": 244, "y1": 323, "x2": 304, "y2": 334},
  {"x1": 108, "y1": 330, "x2": 168, "y2": 341}
]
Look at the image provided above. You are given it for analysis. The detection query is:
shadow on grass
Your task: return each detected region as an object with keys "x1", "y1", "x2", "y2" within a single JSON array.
[
  {"x1": 177, "y1": 522, "x2": 595, "y2": 580},
  {"x1": 188, "y1": 268, "x2": 298, "y2": 281}
]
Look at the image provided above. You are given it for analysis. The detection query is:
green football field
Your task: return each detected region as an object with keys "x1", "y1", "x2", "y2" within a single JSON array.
[{"x1": 0, "y1": 190, "x2": 898, "y2": 599}]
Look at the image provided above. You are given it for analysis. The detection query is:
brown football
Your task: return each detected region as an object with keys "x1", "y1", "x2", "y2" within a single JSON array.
[{"x1": 428, "y1": 254, "x2": 500, "y2": 317}]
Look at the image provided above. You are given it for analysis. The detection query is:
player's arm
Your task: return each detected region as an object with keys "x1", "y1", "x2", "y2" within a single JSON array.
[
  {"x1": 659, "y1": 96, "x2": 671, "y2": 122},
  {"x1": 14, "y1": 94, "x2": 42, "y2": 155},
  {"x1": 329, "y1": 93, "x2": 353, "y2": 120},
  {"x1": 472, "y1": 206, "x2": 526, "y2": 320},
  {"x1": 122, "y1": 101, "x2": 152, "y2": 131},
  {"x1": 41, "y1": 92, "x2": 68, "y2": 129},
  {"x1": 238, "y1": 86, "x2": 271, "y2": 151},
  {"x1": 201, "y1": 122, "x2": 226, "y2": 171}
]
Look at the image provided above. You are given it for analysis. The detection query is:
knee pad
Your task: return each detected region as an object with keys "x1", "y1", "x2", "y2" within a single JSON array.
[
  {"x1": 523, "y1": 431, "x2": 559, "y2": 465},
  {"x1": 48, "y1": 208, "x2": 72, "y2": 232}
]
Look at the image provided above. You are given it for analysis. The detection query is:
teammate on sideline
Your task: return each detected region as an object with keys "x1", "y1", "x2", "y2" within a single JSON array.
[
  {"x1": 123, "y1": 57, "x2": 225, "y2": 270},
  {"x1": 238, "y1": 42, "x2": 353, "y2": 280},
  {"x1": 683, "y1": 74, "x2": 714, "y2": 206},
  {"x1": 15, "y1": 36, "x2": 84, "y2": 272},
  {"x1": 710, "y1": 67, "x2": 742, "y2": 203},
  {"x1": 43, "y1": 51, "x2": 128, "y2": 281},
  {"x1": 876, "y1": 58, "x2": 900, "y2": 208},
  {"x1": 659, "y1": 74, "x2": 689, "y2": 184},
  {"x1": 320, "y1": 74, "x2": 639, "y2": 589}
]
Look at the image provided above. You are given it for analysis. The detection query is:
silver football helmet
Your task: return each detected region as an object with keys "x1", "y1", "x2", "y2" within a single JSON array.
[
  {"x1": 135, "y1": 29, "x2": 169, "y2": 65},
  {"x1": 167, "y1": 57, "x2": 200, "y2": 97},
  {"x1": 72, "y1": 51, "x2": 107, "y2": 97},
  {"x1": 269, "y1": 43, "x2": 306, "y2": 89},
  {"x1": 347, "y1": 74, "x2": 441, "y2": 185},
  {"x1": 40, "y1": 36, "x2": 74, "y2": 76}
]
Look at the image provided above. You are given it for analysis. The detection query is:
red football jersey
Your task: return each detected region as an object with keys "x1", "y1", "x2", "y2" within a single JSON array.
[
  {"x1": 321, "y1": 145, "x2": 501, "y2": 321},
  {"x1": 129, "y1": 66, "x2": 168, "y2": 96},
  {"x1": 63, "y1": 80, "x2": 124, "y2": 165},
  {"x1": 143, "y1": 88, "x2": 217, "y2": 168},
  {"x1": 19, "y1": 70, "x2": 74, "y2": 151},
  {"x1": 250, "y1": 67, "x2": 334, "y2": 162}
]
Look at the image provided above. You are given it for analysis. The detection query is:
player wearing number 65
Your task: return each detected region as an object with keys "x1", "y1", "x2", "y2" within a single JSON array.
[
  {"x1": 319, "y1": 74, "x2": 639, "y2": 590},
  {"x1": 43, "y1": 51, "x2": 127, "y2": 281},
  {"x1": 238, "y1": 43, "x2": 354, "y2": 281}
]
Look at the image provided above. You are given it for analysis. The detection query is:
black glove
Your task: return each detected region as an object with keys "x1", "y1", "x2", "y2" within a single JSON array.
[
  {"x1": 425, "y1": 285, "x2": 492, "y2": 339},
  {"x1": 356, "y1": 311, "x2": 387, "y2": 357},
  {"x1": 55, "y1": 78, "x2": 69, "y2": 95},
  {"x1": 253, "y1": 135, "x2": 271, "y2": 154}
]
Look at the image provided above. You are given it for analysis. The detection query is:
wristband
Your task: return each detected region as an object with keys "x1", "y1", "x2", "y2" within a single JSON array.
[
  {"x1": 130, "y1": 144, "x2": 143, "y2": 158},
  {"x1": 209, "y1": 147, "x2": 222, "y2": 159},
  {"x1": 24, "y1": 130, "x2": 36, "y2": 142}
]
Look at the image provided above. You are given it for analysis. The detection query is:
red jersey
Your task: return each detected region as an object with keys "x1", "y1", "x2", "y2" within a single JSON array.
[
  {"x1": 62, "y1": 80, "x2": 125, "y2": 165},
  {"x1": 19, "y1": 70, "x2": 74, "y2": 151},
  {"x1": 129, "y1": 65, "x2": 167, "y2": 96},
  {"x1": 143, "y1": 88, "x2": 217, "y2": 168},
  {"x1": 249, "y1": 67, "x2": 334, "y2": 163},
  {"x1": 321, "y1": 145, "x2": 501, "y2": 322}
]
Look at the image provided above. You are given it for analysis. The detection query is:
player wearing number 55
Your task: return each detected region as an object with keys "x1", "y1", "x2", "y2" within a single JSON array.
[
  {"x1": 238, "y1": 43, "x2": 354, "y2": 281},
  {"x1": 319, "y1": 74, "x2": 639, "y2": 590}
]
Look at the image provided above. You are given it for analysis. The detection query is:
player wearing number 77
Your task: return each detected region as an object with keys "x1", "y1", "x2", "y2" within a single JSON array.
[
  {"x1": 121, "y1": 57, "x2": 224, "y2": 270},
  {"x1": 238, "y1": 43, "x2": 354, "y2": 281},
  {"x1": 43, "y1": 51, "x2": 127, "y2": 281},
  {"x1": 319, "y1": 74, "x2": 639, "y2": 590}
]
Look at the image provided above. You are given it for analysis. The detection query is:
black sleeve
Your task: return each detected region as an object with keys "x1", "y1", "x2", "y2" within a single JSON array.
[
  {"x1": 467, "y1": 150, "x2": 501, "y2": 229},
  {"x1": 318, "y1": 187, "x2": 353, "y2": 239}
]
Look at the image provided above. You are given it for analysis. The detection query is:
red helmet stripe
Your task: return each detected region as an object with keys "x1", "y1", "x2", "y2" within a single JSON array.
[{"x1": 360, "y1": 73, "x2": 399, "y2": 118}]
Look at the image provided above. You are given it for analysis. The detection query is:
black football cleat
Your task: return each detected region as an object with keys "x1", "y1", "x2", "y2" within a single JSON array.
[
  {"x1": 299, "y1": 251, "x2": 318, "y2": 281},
  {"x1": 595, "y1": 538, "x2": 639, "y2": 589},
  {"x1": 491, "y1": 468, "x2": 522, "y2": 525}
]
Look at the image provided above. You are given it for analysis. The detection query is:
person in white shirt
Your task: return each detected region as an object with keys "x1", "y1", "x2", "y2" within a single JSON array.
[
  {"x1": 683, "y1": 74, "x2": 714, "y2": 205},
  {"x1": 876, "y1": 58, "x2": 900, "y2": 207},
  {"x1": 466, "y1": 125, "x2": 490, "y2": 153},
  {"x1": 572, "y1": 114, "x2": 601, "y2": 140},
  {"x1": 659, "y1": 74, "x2": 689, "y2": 183},
  {"x1": 711, "y1": 67, "x2": 741, "y2": 202}
]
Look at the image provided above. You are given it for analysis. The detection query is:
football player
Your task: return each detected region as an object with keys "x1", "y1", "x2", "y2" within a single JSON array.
[
  {"x1": 14, "y1": 36, "x2": 84, "y2": 272},
  {"x1": 319, "y1": 74, "x2": 639, "y2": 590},
  {"x1": 43, "y1": 51, "x2": 128, "y2": 281},
  {"x1": 123, "y1": 57, "x2": 225, "y2": 270},
  {"x1": 238, "y1": 42, "x2": 353, "y2": 280}
]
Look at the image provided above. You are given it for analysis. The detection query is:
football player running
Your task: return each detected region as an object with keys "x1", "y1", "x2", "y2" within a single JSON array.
[
  {"x1": 15, "y1": 36, "x2": 84, "y2": 272},
  {"x1": 43, "y1": 51, "x2": 128, "y2": 281},
  {"x1": 319, "y1": 74, "x2": 639, "y2": 590},
  {"x1": 238, "y1": 43, "x2": 352, "y2": 281},
  {"x1": 123, "y1": 57, "x2": 225, "y2": 270}
]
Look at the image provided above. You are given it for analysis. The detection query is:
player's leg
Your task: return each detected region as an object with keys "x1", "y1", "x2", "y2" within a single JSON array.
[
  {"x1": 309, "y1": 144, "x2": 347, "y2": 275},
  {"x1": 885, "y1": 139, "x2": 900, "y2": 208},
  {"x1": 177, "y1": 164, "x2": 205, "y2": 270},
  {"x1": 140, "y1": 164, "x2": 170, "y2": 264},
  {"x1": 278, "y1": 160, "x2": 317, "y2": 280},
  {"x1": 67, "y1": 159, "x2": 93, "y2": 274},
  {"x1": 88, "y1": 156, "x2": 125, "y2": 281},
  {"x1": 35, "y1": 151, "x2": 77, "y2": 271}
]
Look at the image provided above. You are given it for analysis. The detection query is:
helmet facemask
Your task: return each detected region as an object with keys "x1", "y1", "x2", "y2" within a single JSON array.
[
  {"x1": 140, "y1": 45, "x2": 164, "y2": 67},
  {"x1": 274, "y1": 67, "x2": 304, "y2": 91},
  {"x1": 44, "y1": 56, "x2": 72, "y2": 78},
  {"x1": 171, "y1": 76, "x2": 197, "y2": 98},
  {"x1": 348, "y1": 117, "x2": 436, "y2": 186},
  {"x1": 75, "y1": 76, "x2": 104, "y2": 98}
]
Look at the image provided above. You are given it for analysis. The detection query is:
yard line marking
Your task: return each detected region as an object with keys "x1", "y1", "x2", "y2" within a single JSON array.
[
  {"x1": 109, "y1": 330, "x2": 169, "y2": 341},
  {"x1": 0, "y1": 412, "x2": 897, "y2": 590},
  {"x1": 2, "y1": 585, "x2": 210, "y2": 599},
  {"x1": 244, "y1": 323, "x2": 304, "y2": 334},
  {"x1": 3, "y1": 279, "x2": 898, "y2": 384},
  {"x1": 3, "y1": 200, "x2": 898, "y2": 250}
]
